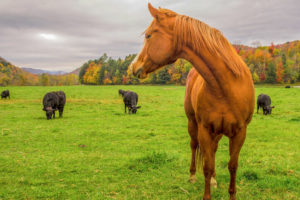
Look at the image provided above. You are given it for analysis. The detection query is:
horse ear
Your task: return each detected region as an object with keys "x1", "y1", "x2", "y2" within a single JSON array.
[{"x1": 148, "y1": 3, "x2": 163, "y2": 21}]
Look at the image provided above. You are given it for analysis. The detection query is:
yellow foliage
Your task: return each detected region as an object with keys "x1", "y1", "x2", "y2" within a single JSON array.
[
  {"x1": 83, "y1": 62, "x2": 101, "y2": 84},
  {"x1": 104, "y1": 78, "x2": 112, "y2": 85}
]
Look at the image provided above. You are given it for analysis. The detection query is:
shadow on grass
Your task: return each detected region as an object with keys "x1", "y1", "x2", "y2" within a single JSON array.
[
  {"x1": 242, "y1": 170, "x2": 259, "y2": 181},
  {"x1": 125, "y1": 151, "x2": 177, "y2": 173},
  {"x1": 35, "y1": 116, "x2": 73, "y2": 120},
  {"x1": 288, "y1": 117, "x2": 300, "y2": 122}
]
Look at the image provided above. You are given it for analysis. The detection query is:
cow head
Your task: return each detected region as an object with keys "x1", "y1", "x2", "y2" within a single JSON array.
[
  {"x1": 263, "y1": 105, "x2": 275, "y2": 115},
  {"x1": 131, "y1": 106, "x2": 141, "y2": 114},
  {"x1": 119, "y1": 89, "x2": 126, "y2": 97},
  {"x1": 43, "y1": 106, "x2": 56, "y2": 119}
]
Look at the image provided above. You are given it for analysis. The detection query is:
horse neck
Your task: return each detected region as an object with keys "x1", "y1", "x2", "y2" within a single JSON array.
[{"x1": 180, "y1": 46, "x2": 236, "y2": 95}]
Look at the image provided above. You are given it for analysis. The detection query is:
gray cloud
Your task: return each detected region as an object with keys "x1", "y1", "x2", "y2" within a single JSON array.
[{"x1": 0, "y1": 0, "x2": 299, "y2": 71}]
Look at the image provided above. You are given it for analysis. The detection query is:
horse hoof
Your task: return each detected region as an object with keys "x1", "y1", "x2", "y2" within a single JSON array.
[
  {"x1": 189, "y1": 175, "x2": 197, "y2": 183},
  {"x1": 229, "y1": 194, "x2": 236, "y2": 200},
  {"x1": 210, "y1": 177, "x2": 217, "y2": 188}
]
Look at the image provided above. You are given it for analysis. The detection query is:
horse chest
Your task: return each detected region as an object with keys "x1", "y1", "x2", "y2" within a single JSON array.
[{"x1": 195, "y1": 106, "x2": 240, "y2": 136}]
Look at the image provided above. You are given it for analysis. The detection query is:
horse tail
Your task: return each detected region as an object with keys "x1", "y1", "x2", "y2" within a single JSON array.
[{"x1": 195, "y1": 144, "x2": 203, "y2": 173}]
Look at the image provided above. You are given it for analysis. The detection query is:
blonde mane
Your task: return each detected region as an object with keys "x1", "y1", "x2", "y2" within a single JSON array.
[{"x1": 174, "y1": 15, "x2": 247, "y2": 77}]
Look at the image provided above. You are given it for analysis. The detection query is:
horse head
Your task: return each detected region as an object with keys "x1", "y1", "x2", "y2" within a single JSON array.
[{"x1": 130, "y1": 3, "x2": 178, "y2": 79}]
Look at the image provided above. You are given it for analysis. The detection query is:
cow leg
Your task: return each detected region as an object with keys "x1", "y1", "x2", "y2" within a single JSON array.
[
  {"x1": 228, "y1": 127, "x2": 246, "y2": 200},
  {"x1": 257, "y1": 105, "x2": 259, "y2": 114},
  {"x1": 125, "y1": 105, "x2": 127, "y2": 113},
  {"x1": 263, "y1": 108, "x2": 267, "y2": 115},
  {"x1": 59, "y1": 107, "x2": 64, "y2": 118},
  {"x1": 198, "y1": 124, "x2": 214, "y2": 200},
  {"x1": 188, "y1": 119, "x2": 198, "y2": 183},
  {"x1": 53, "y1": 111, "x2": 55, "y2": 119}
]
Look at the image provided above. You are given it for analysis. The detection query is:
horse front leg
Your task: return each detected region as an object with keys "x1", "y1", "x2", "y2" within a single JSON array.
[
  {"x1": 198, "y1": 124, "x2": 214, "y2": 200},
  {"x1": 228, "y1": 128, "x2": 246, "y2": 200},
  {"x1": 211, "y1": 134, "x2": 222, "y2": 188},
  {"x1": 188, "y1": 119, "x2": 198, "y2": 183}
]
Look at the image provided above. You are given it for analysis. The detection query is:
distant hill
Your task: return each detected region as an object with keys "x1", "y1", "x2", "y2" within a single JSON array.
[
  {"x1": 0, "y1": 57, "x2": 11, "y2": 66},
  {"x1": 0, "y1": 57, "x2": 79, "y2": 86},
  {"x1": 68, "y1": 67, "x2": 80, "y2": 76},
  {"x1": 0, "y1": 57, "x2": 38, "y2": 86},
  {"x1": 22, "y1": 67, "x2": 66, "y2": 75}
]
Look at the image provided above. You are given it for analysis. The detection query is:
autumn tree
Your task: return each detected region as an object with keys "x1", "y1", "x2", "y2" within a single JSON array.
[
  {"x1": 276, "y1": 62, "x2": 284, "y2": 83},
  {"x1": 83, "y1": 62, "x2": 100, "y2": 84},
  {"x1": 39, "y1": 73, "x2": 50, "y2": 86}
]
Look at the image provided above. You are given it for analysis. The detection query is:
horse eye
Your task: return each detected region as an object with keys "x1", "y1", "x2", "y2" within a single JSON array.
[{"x1": 146, "y1": 34, "x2": 151, "y2": 39}]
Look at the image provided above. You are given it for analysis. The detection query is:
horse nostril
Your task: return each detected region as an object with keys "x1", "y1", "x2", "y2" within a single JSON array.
[{"x1": 136, "y1": 68, "x2": 144, "y2": 78}]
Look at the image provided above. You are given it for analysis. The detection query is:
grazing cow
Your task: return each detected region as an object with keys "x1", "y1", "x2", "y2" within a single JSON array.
[
  {"x1": 42, "y1": 91, "x2": 66, "y2": 119},
  {"x1": 123, "y1": 91, "x2": 141, "y2": 114},
  {"x1": 257, "y1": 94, "x2": 274, "y2": 115},
  {"x1": 285, "y1": 85, "x2": 291, "y2": 88},
  {"x1": 118, "y1": 89, "x2": 127, "y2": 97},
  {"x1": 1, "y1": 90, "x2": 10, "y2": 99}
]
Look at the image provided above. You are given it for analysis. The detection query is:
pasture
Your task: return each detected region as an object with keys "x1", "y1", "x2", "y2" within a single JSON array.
[{"x1": 0, "y1": 85, "x2": 299, "y2": 200}]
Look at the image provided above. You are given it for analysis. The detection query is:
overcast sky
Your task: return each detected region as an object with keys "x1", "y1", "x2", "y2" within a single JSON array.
[{"x1": 0, "y1": 0, "x2": 299, "y2": 71}]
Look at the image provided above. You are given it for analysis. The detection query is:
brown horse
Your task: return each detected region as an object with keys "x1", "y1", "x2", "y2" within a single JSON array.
[{"x1": 130, "y1": 3, "x2": 254, "y2": 200}]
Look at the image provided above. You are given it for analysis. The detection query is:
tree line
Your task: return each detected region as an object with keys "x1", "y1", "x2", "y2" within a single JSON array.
[
  {"x1": 79, "y1": 53, "x2": 193, "y2": 85},
  {"x1": 1, "y1": 40, "x2": 299, "y2": 86},
  {"x1": 79, "y1": 41, "x2": 300, "y2": 85},
  {"x1": 235, "y1": 41, "x2": 300, "y2": 84}
]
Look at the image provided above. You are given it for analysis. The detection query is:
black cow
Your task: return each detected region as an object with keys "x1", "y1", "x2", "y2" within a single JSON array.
[
  {"x1": 257, "y1": 94, "x2": 274, "y2": 115},
  {"x1": 42, "y1": 91, "x2": 66, "y2": 119},
  {"x1": 285, "y1": 85, "x2": 291, "y2": 88},
  {"x1": 118, "y1": 89, "x2": 127, "y2": 97},
  {"x1": 1, "y1": 90, "x2": 10, "y2": 99},
  {"x1": 122, "y1": 91, "x2": 141, "y2": 114}
]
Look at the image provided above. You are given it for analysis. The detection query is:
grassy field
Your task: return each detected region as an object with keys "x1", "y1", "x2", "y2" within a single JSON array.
[{"x1": 0, "y1": 85, "x2": 299, "y2": 200}]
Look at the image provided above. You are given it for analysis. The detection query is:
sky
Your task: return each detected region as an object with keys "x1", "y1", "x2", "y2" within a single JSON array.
[{"x1": 0, "y1": 0, "x2": 299, "y2": 72}]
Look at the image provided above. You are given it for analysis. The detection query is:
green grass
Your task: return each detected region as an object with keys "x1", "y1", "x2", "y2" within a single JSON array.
[{"x1": 0, "y1": 85, "x2": 299, "y2": 200}]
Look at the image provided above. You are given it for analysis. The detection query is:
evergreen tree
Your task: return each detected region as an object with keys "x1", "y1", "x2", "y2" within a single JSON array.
[
  {"x1": 157, "y1": 67, "x2": 171, "y2": 84},
  {"x1": 99, "y1": 53, "x2": 108, "y2": 63},
  {"x1": 79, "y1": 63, "x2": 89, "y2": 84},
  {"x1": 266, "y1": 62, "x2": 276, "y2": 83},
  {"x1": 98, "y1": 66, "x2": 105, "y2": 84}
]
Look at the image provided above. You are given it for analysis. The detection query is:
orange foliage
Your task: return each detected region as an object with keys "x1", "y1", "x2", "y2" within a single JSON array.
[{"x1": 83, "y1": 62, "x2": 101, "y2": 84}]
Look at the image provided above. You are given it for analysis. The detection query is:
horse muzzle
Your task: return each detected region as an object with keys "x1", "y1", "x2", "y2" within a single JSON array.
[
  {"x1": 135, "y1": 68, "x2": 146, "y2": 79},
  {"x1": 129, "y1": 59, "x2": 147, "y2": 79}
]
